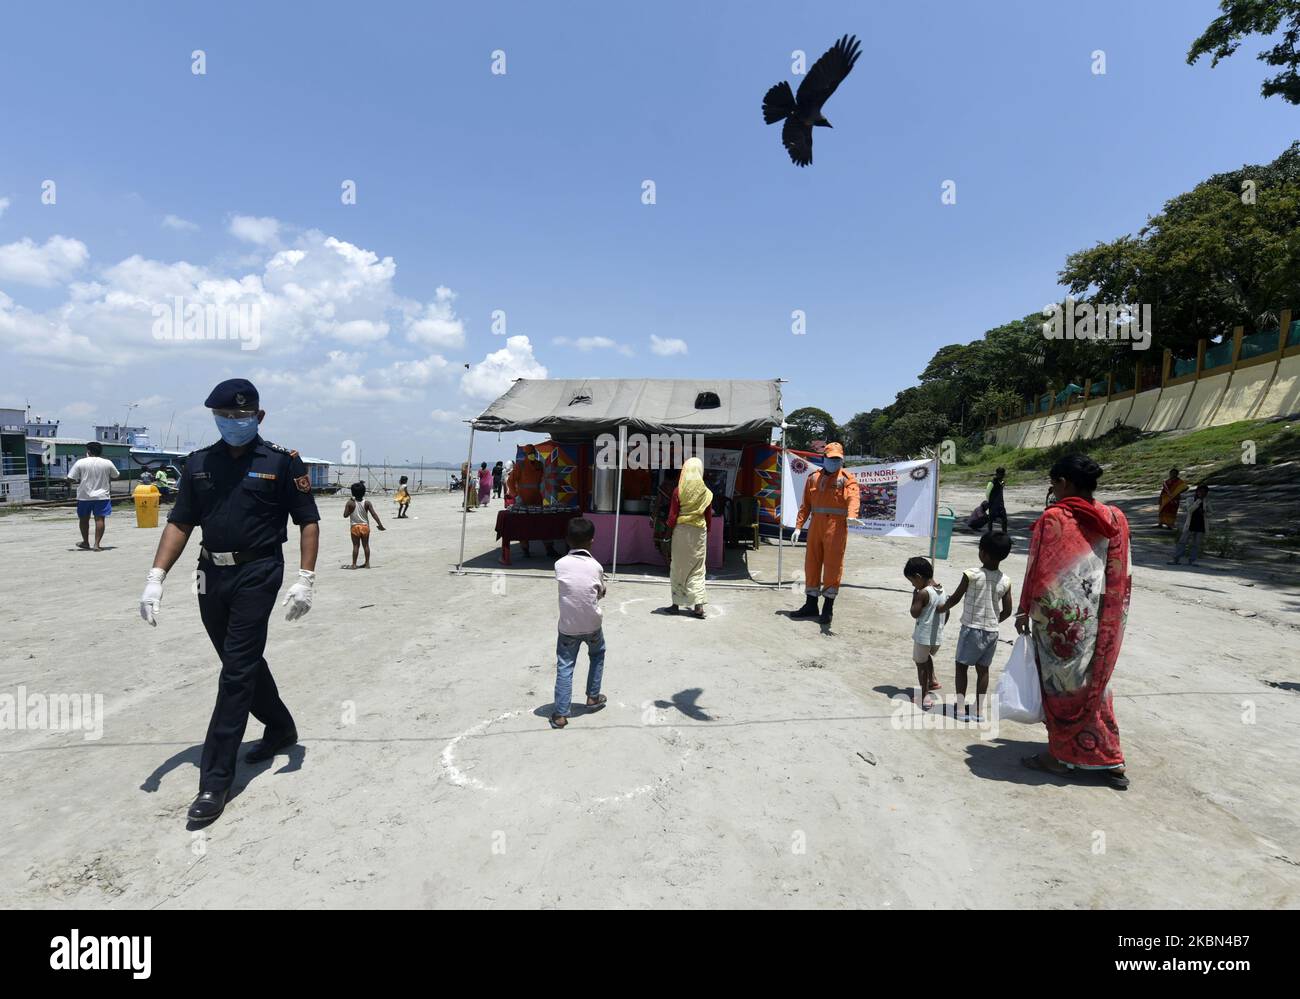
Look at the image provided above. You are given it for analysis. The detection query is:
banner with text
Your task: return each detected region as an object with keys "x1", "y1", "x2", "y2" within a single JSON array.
[{"x1": 847, "y1": 457, "x2": 938, "y2": 537}]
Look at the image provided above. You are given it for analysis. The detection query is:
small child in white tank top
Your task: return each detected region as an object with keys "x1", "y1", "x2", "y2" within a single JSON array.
[{"x1": 939, "y1": 532, "x2": 1014, "y2": 720}]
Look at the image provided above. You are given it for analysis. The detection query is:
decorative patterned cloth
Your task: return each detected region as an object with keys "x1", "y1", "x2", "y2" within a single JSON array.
[{"x1": 1018, "y1": 496, "x2": 1132, "y2": 767}]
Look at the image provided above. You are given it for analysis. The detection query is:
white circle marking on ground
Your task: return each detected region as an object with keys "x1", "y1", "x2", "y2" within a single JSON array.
[{"x1": 438, "y1": 705, "x2": 692, "y2": 809}]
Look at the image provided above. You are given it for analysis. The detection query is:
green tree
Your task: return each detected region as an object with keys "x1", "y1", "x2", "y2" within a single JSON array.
[
  {"x1": 843, "y1": 409, "x2": 884, "y2": 456},
  {"x1": 1188, "y1": 1, "x2": 1300, "y2": 104},
  {"x1": 784, "y1": 407, "x2": 840, "y2": 450},
  {"x1": 970, "y1": 387, "x2": 1026, "y2": 426},
  {"x1": 876, "y1": 410, "x2": 950, "y2": 459},
  {"x1": 1060, "y1": 142, "x2": 1300, "y2": 349}
]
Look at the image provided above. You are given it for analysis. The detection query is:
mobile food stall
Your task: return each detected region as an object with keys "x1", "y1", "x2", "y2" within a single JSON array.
[{"x1": 460, "y1": 378, "x2": 786, "y2": 579}]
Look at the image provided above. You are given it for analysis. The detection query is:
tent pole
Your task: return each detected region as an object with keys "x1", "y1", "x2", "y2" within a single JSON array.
[
  {"x1": 612, "y1": 423, "x2": 626, "y2": 578},
  {"x1": 777, "y1": 423, "x2": 786, "y2": 590},
  {"x1": 930, "y1": 455, "x2": 941, "y2": 559},
  {"x1": 456, "y1": 424, "x2": 475, "y2": 573}
]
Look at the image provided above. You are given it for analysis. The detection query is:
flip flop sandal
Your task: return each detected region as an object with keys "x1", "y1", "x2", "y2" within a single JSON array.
[
  {"x1": 690, "y1": 609, "x2": 706, "y2": 619},
  {"x1": 1100, "y1": 770, "x2": 1130, "y2": 790},
  {"x1": 585, "y1": 695, "x2": 607, "y2": 711},
  {"x1": 549, "y1": 714, "x2": 568, "y2": 729}
]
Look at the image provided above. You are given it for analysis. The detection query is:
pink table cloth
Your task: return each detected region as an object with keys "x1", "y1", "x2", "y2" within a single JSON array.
[{"x1": 585, "y1": 513, "x2": 723, "y2": 570}]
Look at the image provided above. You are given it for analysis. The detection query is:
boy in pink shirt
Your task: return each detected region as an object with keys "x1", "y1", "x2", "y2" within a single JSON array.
[{"x1": 550, "y1": 518, "x2": 609, "y2": 729}]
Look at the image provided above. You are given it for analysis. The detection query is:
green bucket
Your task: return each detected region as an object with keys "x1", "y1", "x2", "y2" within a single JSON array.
[{"x1": 931, "y1": 506, "x2": 956, "y2": 560}]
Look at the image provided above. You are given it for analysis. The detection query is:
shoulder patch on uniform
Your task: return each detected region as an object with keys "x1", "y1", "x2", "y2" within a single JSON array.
[
  {"x1": 294, "y1": 474, "x2": 311, "y2": 493},
  {"x1": 262, "y1": 439, "x2": 294, "y2": 455}
]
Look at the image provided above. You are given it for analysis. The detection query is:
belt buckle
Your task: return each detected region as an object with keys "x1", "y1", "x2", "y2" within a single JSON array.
[{"x1": 209, "y1": 550, "x2": 236, "y2": 566}]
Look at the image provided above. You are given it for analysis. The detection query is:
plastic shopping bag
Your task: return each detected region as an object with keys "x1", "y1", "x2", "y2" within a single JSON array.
[{"x1": 996, "y1": 634, "x2": 1044, "y2": 724}]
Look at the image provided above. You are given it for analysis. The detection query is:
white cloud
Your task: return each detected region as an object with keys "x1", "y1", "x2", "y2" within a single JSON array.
[
  {"x1": 430, "y1": 408, "x2": 467, "y2": 423},
  {"x1": 1, "y1": 226, "x2": 466, "y2": 366},
  {"x1": 553, "y1": 335, "x2": 634, "y2": 356},
  {"x1": 162, "y1": 214, "x2": 199, "y2": 232},
  {"x1": 61, "y1": 401, "x2": 96, "y2": 418},
  {"x1": 326, "y1": 319, "x2": 390, "y2": 344},
  {"x1": 228, "y1": 214, "x2": 281, "y2": 246},
  {"x1": 649, "y1": 335, "x2": 688, "y2": 356},
  {"x1": 405, "y1": 287, "x2": 464, "y2": 349},
  {"x1": 0, "y1": 235, "x2": 89, "y2": 287},
  {"x1": 0, "y1": 290, "x2": 108, "y2": 363},
  {"x1": 461, "y1": 335, "x2": 547, "y2": 400},
  {"x1": 253, "y1": 350, "x2": 454, "y2": 408},
  {"x1": 0, "y1": 197, "x2": 10, "y2": 219}
]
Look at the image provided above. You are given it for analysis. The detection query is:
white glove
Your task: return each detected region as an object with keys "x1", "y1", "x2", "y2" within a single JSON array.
[
  {"x1": 140, "y1": 568, "x2": 166, "y2": 626},
  {"x1": 791, "y1": 528, "x2": 802, "y2": 545},
  {"x1": 282, "y1": 569, "x2": 316, "y2": 622}
]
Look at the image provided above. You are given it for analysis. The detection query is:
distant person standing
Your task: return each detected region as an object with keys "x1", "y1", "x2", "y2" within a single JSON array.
[
  {"x1": 344, "y1": 481, "x2": 385, "y2": 568},
  {"x1": 1169, "y1": 484, "x2": 1211, "y2": 566},
  {"x1": 137, "y1": 379, "x2": 320, "y2": 824},
  {"x1": 1157, "y1": 467, "x2": 1187, "y2": 530},
  {"x1": 478, "y1": 462, "x2": 492, "y2": 506},
  {"x1": 395, "y1": 475, "x2": 411, "y2": 519},
  {"x1": 663, "y1": 457, "x2": 713, "y2": 618},
  {"x1": 68, "y1": 441, "x2": 120, "y2": 551},
  {"x1": 492, "y1": 460, "x2": 504, "y2": 498},
  {"x1": 502, "y1": 459, "x2": 516, "y2": 507},
  {"x1": 985, "y1": 467, "x2": 1008, "y2": 535}
]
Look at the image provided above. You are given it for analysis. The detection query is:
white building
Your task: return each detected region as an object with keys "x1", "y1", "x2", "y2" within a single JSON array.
[{"x1": 0, "y1": 407, "x2": 31, "y2": 504}]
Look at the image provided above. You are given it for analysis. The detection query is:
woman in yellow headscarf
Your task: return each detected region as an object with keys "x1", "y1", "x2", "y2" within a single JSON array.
[{"x1": 666, "y1": 457, "x2": 713, "y2": 618}]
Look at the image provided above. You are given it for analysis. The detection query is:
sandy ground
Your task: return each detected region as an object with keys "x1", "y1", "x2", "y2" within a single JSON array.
[{"x1": 1, "y1": 482, "x2": 1297, "y2": 909}]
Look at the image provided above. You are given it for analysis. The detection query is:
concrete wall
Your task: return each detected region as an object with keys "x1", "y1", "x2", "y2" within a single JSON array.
[
  {"x1": 1213, "y1": 363, "x2": 1275, "y2": 425},
  {"x1": 1176, "y1": 370, "x2": 1231, "y2": 431},
  {"x1": 1146, "y1": 380, "x2": 1194, "y2": 432},
  {"x1": 1123, "y1": 388, "x2": 1159, "y2": 429},
  {"x1": 986, "y1": 348, "x2": 1300, "y2": 450},
  {"x1": 1075, "y1": 400, "x2": 1108, "y2": 440},
  {"x1": 1096, "y1": 396, "x2": 1134, "y2": 435},
  {"x1": 1259, "y1": 354, "x2": 1300, "y2": 419}
]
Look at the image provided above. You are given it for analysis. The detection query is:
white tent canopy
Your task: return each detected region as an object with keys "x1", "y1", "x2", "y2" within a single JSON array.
[
  {"x1": 458, "y1": 377, "x2": 787, "y2": 585},
  {"x1": 472, "y1": 378, "x2": 783, "y2": 438}
]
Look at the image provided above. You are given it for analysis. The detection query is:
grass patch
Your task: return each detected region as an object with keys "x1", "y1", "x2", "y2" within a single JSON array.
[{"x1": 943, "y1": 417, "x2": 1298, "y2": 488}]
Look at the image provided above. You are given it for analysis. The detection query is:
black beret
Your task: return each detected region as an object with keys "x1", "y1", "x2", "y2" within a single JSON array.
[{"x1": 204, "y1": 378, "x2": 260, "y2": 410}]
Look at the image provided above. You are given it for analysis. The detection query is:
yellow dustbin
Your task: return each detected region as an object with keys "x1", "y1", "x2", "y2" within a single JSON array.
[{"x1": 133, "y1": 484, "x2": 160, "y2": 528}]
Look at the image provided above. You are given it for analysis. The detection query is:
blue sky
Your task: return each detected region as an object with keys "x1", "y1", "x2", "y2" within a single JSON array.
[{"x1": 1, "y1": 0, "x2": 1293, "y2": 463}]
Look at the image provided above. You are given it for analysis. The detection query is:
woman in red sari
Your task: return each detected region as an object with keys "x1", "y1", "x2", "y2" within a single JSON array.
[
  {"x1": 1016, "y1": 454, "x2": 1132, "y2": 789},
  {"x1": 1157, "y1": 467, "x2": 1187, "y2": 529}
]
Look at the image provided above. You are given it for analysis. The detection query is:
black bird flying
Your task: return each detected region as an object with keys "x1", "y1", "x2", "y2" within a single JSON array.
[{"x1": 762, "y1": 34, "x2": 861, "y2": 167}]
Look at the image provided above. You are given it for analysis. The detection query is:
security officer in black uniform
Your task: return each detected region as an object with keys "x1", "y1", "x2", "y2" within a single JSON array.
[{"x1": 138, "y1": 379, "x2": 320, "y2": 823}]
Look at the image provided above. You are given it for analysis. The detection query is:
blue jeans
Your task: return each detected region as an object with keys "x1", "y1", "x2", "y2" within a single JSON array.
[
  {"x1": 1174, "y1": 532, "x2": 1203, "y2": 563},
  {"x1": 554, "y1": 629, "x2": 606, "y2": 717}
]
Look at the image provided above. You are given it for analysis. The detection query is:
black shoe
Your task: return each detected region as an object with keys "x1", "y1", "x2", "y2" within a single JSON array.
[
  {"x1": 790, "y1": 595, "x2": 820, "y2": 619},
  {"x1": 245, "y1": 728, "x2": 298, "y2": 764},
  {"x1": 187, "y1": 789, "x2": 228, "y2": 823},
  {"x1": 819, "y1": 596, "x2": 835, "y2": 625}
]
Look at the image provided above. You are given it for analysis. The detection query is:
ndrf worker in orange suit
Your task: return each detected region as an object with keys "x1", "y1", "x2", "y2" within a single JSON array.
[{"x1": 791, "y1": 442, "x2": 860, "y2": 626}]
